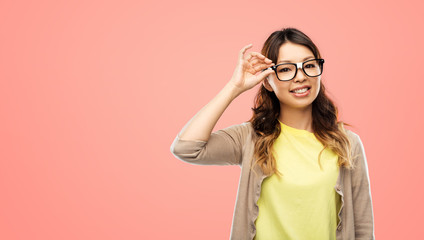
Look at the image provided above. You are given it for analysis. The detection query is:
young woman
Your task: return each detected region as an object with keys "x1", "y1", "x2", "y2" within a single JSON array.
[{"x1": 170, "y1": 27, "x2": 374, "y2": 240}]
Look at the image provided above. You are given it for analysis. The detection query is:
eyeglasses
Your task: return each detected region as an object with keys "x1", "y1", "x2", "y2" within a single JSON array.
[{"x1": 263, "y1": 58, "x2": 325, "y2": 81}]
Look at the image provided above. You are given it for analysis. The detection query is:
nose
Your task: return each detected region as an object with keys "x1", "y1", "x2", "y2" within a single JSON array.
[{"x1": 293, "y1": 64, "x2": 307, "y2": 82}]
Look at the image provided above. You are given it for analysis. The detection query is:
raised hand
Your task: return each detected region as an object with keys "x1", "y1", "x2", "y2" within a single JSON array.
[{"x1": 228, "y1": 43, "x2": 275, "y2": 94}]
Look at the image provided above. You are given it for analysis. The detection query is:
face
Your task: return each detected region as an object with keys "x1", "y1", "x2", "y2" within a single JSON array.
[{"x1": 263, "y1": 42, "x2": 321, "y2": 110}]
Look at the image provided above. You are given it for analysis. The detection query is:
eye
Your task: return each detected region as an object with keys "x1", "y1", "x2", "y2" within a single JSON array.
[
  {"x1": 305, "y1": 64, "x2": 316, "y2": 68},
  {"x1": 278, "y1": 68, "x2": 291, "y2": 72}
]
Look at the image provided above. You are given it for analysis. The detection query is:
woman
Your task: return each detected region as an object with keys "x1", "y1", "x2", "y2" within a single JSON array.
[{"x1": 170, "y1": 27, "x2": 374, "y2": 240}]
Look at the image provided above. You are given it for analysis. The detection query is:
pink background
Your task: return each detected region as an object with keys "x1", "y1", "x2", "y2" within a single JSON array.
[{"x1": 1, "y1": 0, "x2": 423, "y2": 239}]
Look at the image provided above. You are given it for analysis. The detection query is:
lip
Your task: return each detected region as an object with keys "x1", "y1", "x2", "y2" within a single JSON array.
[{"x1": 290, "y1": 85, "x2": 311, "y2": 92}]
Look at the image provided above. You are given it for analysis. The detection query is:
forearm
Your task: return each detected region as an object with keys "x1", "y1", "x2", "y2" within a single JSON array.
[{"x1": 177, "y1": 82, "x2": 242, "y2": 142}]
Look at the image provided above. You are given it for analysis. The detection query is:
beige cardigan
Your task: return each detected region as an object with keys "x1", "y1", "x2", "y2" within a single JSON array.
[{"x1": 170, "y1": 121, "x2": 375, "y2": 240}]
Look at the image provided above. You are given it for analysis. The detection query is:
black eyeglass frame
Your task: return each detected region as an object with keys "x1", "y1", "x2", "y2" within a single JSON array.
[{"x1": 263, "y1": 58, "x2": 325, "y2": 81}]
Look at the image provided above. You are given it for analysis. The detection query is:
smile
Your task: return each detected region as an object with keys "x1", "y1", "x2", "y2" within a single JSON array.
[{"x1": 290, "y1": 87, "x2": 311, "y2": 97}]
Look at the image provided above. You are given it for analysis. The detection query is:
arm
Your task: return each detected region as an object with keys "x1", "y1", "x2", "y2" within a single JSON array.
[
  {"x1": 170, "y1": 44, "x2": 274, "y2": 166},
  {"x1": 176, "y1": 82, "x2": 241, "y2": 143},
  {"x1": 351, "y1": 134, "x2": 375, "y2": 239},
  {"x1": 175, "y1": 43, "x2": 273, "y2": 143},
  {"x1": 170, "y1": 122, "x2": 249, "y2": 166},
  {"x1": 169, "y1": 82, "x2": 242, "y2": 166}
]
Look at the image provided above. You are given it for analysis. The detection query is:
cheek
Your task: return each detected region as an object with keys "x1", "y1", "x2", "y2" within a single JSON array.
[
  {"x1": 267, "y1": 76, "x2": 280, "y2": 91},
  {"x1": 309, "y1": 80, "x2": 321, "y2": 98},
  {"x1": 273, "y1": 84, "x2": 291, "y2": 99},
  {"x1": 269, "y1": 75, "x2": 292, "y2": 91},
  {"x1": 315, "y1": 79, "x2": 321, "y2": 92}
]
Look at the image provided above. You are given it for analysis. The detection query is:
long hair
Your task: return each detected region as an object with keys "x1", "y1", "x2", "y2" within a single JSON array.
[{"x1": 248, "y1": 27, "x2": 356, "y2": 179}]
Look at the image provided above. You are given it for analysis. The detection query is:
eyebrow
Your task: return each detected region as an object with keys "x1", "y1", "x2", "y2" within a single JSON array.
[{"x1": 277, "y1": 56, "x2": 315, "y2": 64}]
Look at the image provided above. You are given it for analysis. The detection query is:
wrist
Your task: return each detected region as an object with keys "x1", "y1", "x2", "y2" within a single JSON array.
[{"x1": 224, "y1": 82, "x2": 244, "y2": 99}]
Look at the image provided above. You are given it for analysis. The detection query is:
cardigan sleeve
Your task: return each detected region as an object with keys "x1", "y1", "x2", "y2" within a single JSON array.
[
  {"x1": 170, "y1": 122, "x2": 249, "y2": 166},
  {"x1": 351, "y1": 133, "x2": 375, "y2": 239}
]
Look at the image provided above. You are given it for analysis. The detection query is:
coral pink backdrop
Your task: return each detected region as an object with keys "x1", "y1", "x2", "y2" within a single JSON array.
[{"x1": 1, "y1": 0, "x2": 423, "y2": 239}]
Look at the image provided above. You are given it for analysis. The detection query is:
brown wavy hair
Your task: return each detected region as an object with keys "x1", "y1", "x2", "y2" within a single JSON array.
[{"x1": 248, "y1": 27, "x2": 356, "y2": 179}]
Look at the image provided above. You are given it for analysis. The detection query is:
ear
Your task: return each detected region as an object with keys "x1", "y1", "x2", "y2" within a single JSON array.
[{"x1": 262, "y1": 77, "x2": 274, "y2": 92}]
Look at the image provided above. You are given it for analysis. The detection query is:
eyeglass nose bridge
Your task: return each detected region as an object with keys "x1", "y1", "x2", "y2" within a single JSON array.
[
  {"x1": 294, "y1": 62, "x2": 308, "y2": 78},
  {"x1": 296, "y1": 62, "x2": 303, "y2": 69}
]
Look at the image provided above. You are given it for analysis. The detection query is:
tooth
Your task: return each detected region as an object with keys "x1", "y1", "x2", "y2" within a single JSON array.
[{"x1": 294, "y1": 87, "x2": 307, "y2": 93}]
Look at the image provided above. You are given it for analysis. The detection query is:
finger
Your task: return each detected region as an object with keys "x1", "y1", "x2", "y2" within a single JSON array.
[
  {"x1": 246, "y1": 63, "x2": 257, "y2": 75},
  {"x1": 246, "y1": 52, "x2": 270, "y2": 61},
  {"x1": 253, "y1": 63, "x2": 274, "y2": 73},
  {"x1": 239, "y1": 44, "x2": 253, "y2": 60},
  {"x1": 249, "y1": 57, "x2": 262, "y2": 65},
  {"x1": 244, "y1": 52, "x2": 254, "y2": 62},
  {"x1": 256, "y1": 68, "x2": 275, "y2": 81},
  {"x1": 247, "y1": 55, "x2": 273, "y2": 66},
  {"x1": 249, "y1": 57, "x2": 273, "y2": 65}
]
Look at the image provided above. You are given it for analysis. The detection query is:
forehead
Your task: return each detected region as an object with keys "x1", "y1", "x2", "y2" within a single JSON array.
[{"x1": 278, "y1": 42, "x2": 314, "y2": 62}]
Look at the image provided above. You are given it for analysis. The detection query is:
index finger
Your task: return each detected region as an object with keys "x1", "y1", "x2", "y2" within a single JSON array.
[{"x1": 246, "y1": 52, "x2": 271, "y2": 62}]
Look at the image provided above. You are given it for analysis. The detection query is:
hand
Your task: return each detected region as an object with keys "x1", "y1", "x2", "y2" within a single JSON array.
[{"x1": 228, "y1": 44, "x2": 275, "y2": 94}]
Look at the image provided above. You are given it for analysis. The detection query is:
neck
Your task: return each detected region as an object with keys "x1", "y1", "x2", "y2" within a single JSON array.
[{"x1": 279, "y1": 104, "x2": 314, "y2": 133}]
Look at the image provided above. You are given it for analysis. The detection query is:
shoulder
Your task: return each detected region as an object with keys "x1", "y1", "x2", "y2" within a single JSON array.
[
  {"x1": 220, "y1": 121, "x2": 251, "y2": 131},
  {"x1": 345, "y1": 128, "x2": 362, "y2": 149},
  {"x1": 344, "y1": 128, "x2": 368, "y2": 167},
  {"x1": 243, "y1": 121, "x2": 256, "y2": 139},
  {"x1": 215, "y1": 121, "x2": 253, "y2": 139},
  {"x1": 217, "y1": 121, "x2": 259, "y2": 146}
]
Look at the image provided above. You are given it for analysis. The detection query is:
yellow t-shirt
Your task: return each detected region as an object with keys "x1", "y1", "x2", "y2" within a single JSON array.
[{"x1": 254, "y1": 120, "x2": 342, "y2": 240}]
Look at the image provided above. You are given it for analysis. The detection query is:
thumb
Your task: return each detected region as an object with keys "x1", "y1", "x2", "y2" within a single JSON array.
[{"x1": 256, "y1": 68, "x2": 274, "y2": 83}]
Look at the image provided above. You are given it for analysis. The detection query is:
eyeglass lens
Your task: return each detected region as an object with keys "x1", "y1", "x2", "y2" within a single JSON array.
[{"x1": 276, "y1": 59, "x2": 322, "y2": 81}]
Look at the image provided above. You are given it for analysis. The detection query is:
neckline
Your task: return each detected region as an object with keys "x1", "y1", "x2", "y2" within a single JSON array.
[{"x1": 278, "y1": 119, "x2": 315, "y2": 137}]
